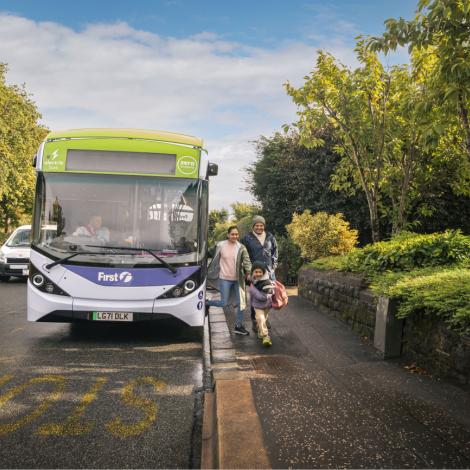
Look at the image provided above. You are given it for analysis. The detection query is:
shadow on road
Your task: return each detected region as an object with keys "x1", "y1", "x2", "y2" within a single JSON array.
[{"x1": 68, "y1": 320, "x2": 203, "y2": 345}]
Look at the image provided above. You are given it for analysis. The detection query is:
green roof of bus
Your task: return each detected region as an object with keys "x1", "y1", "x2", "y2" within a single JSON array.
[{"x1": 45, "y1": 128, "x2": 204, "y2": 148}]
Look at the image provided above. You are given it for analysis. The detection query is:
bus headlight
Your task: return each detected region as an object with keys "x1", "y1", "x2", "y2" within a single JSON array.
[
  {"x1": 158, "y1": 269, "x2": 202, "y2": 299},
  {"x1": 44, "y1": 283, "x2": 55, "y2": 294},
  {"x1": 32, "y1": 274, "x2": 45, "y2": 287},
  {"x1": 184, "y1": 279, "x2": 196, "y2": 293},
  {"x1": 29, "y1": 264, "x2": 70, "y2": 296},
  {"x1": 172, "y1": 287, "x2": 184, "y2": 297}
]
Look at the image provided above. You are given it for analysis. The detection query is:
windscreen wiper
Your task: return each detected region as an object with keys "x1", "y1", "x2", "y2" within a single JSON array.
[
  {"x1": 45, "y1": 251, "x2": 111, "y2": 270},
  {"x1": 85, "y1": 245, "x2": 178, "y2": 274}
]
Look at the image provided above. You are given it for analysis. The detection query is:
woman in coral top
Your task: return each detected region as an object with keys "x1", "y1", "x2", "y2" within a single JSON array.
[{"x1": 207, "y1": 226, "x2": 252, "y2": 335}]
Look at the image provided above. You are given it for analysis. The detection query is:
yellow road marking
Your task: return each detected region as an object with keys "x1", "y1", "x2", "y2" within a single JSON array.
[
  {"x1": 106, "y1": 377, "x2": 166, "y2": 437},
  {"x1": 0, "y1": 375, "x2": 13, "y2": 388},
  {"x1": 0, "y1": 376, "x2": 66, "y2": 436},
  {"x1": 8, "y1": 328, "x2": 24, "y2": 335},
  {"x1": 37, "y1": 377, "x2": 108, "y2": 436}
]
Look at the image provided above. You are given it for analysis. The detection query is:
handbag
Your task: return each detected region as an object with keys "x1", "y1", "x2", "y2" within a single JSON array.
[{"x1": 272, "y1": 280, "x2": 288, "y2": 310}]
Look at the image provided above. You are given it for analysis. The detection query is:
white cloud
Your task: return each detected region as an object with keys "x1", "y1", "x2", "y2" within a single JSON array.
[
  {"x1": 0, "y1": 13, "x2": 360, "y2": 209},
  {"x1": 206, "y1": 138, "x2": 256, "y2": 210}
]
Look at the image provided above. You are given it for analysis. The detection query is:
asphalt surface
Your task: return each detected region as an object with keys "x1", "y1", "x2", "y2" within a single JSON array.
[
  {"x1": 0, "y1": 279, "x2": 204, "y2": 469},
  {"x1": 224, "y1": 290, "x2": 470, "y2": 469}
]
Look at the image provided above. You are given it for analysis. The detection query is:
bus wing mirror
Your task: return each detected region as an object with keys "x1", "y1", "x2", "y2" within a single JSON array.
[
  {"x1": 207, "y1": 162, "x2": 218, "y2": 177},
  {"x1": 32, "y1": 154, "x2": 37, "y2": 168}
]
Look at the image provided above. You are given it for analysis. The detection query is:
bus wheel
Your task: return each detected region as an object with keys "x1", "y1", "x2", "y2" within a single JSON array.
[{"x1": 0, "y1": 275, "x2": 10, "y2": 282}]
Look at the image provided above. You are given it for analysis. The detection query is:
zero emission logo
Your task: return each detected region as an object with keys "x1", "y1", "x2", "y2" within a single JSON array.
[
  {"x1": 177, "y1": 156, "x2": 197, "y2": 175},
  {"x1": 44, "y1": 148, "x2": 63, "y2": 170}
]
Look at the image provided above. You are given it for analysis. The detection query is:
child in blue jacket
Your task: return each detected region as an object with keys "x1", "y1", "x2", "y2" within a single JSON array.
[{"x1": 249, "y1": 261, "x2": 274, "y2": 347}]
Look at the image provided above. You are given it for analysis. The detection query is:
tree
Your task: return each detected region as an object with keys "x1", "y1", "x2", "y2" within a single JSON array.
[
  {"x1": 209, "y1": 208, "x2": 228, "y2": 235},
  {"x1": 0, "y1": 63, "x2": 48, "y2": 233},
  {"x1": 207, "y1": 203, "x2": 260, "y2": 246},
  {"x1": 246, "y1": 130, "x2": 371, "y2": 242},
  {"x1": 367, "y1": 0, "x2": 470, "y2": 160},
  {"x1": 284, "y1": 43, "x2": 457, "y2": 240},
  {"x1": 380, "y1": 62, "x2": 443, "y2": 234},
  {"x1": 209, "y1": 220, "x2": 232, "y2": 246},
  {"x1": 230, "y1": 202, "x2": 260, "y2": 221},
  {"x1": 285, "y1": 47, "x2": 394, "y2": 241}
]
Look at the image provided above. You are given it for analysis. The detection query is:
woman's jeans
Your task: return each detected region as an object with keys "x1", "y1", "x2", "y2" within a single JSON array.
[{"x1": 207, "y1": 279, "x2": 244, "y2": 327}]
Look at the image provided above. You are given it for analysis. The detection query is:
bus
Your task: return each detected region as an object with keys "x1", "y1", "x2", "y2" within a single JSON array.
[{"x1": 28, "y1": 128, "x2": 217, "y2": 326}]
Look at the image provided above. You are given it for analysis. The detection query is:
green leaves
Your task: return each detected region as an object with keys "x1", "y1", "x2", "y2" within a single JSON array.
[
  {"x1": 0, "y1": 64, "x2": 48, "y2": 233},
  {"x1": 367, "y1": 0, "x2": 470, "y2": 160},
  {"x1": 246, "y1": 130, "x2": 371, "y2": 238},
  {"x1": 374, "y1": 266, "x2": 470, "y2": 334},
  {"x1": 287, "y1": 210, "x2": 358, "y2": 261},
  {"x1": 286, "y1": 5, "x2": 470, "y2": 242},
  {"x1": 285, "y1": 44, "x2": 431, "y2": 241},
  {"x1": 309, "y1": 232, "x2": 470, "y2": 333},
  {"x1": 315, "y1": 230, "x2": 470, "y2": 334},
  {"x1": 346, "y1": 230, "x2": 470, "y2": 273}
]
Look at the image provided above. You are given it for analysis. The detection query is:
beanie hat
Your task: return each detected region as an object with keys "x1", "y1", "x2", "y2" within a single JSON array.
[
  {"x1": 251, "y1": 261, "x2": 267, "y2": 274},
  {"x1": 252, "y1": 215, "x2": 266, "y2": 227}
]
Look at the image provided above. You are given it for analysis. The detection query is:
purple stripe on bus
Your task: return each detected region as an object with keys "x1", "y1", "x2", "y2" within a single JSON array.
[{"x1": 64, "y1": 265, "x2": 199, "y2": 287}]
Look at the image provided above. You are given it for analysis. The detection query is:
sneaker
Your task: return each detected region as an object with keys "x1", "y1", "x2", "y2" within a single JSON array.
[
  {"x1": 234, "y1": 325, "x2": 250, "y2": 336},
  {"x1": 262, "y1": 336, "x2": 272, "y2": 347}
]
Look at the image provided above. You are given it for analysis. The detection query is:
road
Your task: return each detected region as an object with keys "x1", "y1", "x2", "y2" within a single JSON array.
[
  {"x1": 0, "y1": 279, "x2": 204, "y2": 469},
  {"x1": 224, "y1": 291, "x2": 470, "y2": 469}
]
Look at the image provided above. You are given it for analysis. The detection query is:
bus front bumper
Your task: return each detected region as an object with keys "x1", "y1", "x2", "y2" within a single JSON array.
[{"x1": 27, "y1": 281, "x2": 205, "y2": 326}]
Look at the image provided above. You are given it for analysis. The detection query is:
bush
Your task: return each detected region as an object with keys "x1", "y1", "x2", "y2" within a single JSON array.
[
  {"x1": 287, "y1": 211, "x2": 358, "y2": 261},
  {"x1": 300, "y1": 231, "x2": 470, "y2": 334},
  {"x1": 276, "y1": 235, "x2": 303, "y2": 285},
  {"x1": 309, "y1": 255, "x2": 348, "y2": 271},
  {"x1": 370, "y1": 266, "x2": 470, "y2": 335},
  {"x1": 346, "y1": 230, "x2": 470, "y2": 273}
]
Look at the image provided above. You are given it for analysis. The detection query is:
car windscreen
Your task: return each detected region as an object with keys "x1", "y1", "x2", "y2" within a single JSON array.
[{"x1": 7, "y1": 229, "x2": 31, "y2": 247}]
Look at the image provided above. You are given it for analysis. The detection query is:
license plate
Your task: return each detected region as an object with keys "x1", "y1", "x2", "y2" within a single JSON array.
[
  {"x1": 92, "y1": 311, "x2": 133, "y2": 321},
  {"x1": 12, "y1": 264, "x2": 28, "y2": 270}
]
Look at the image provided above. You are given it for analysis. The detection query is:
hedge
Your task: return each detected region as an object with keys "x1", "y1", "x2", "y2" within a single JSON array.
[{"x1": 309, "y1": 231, "x2": 470, "y2": 334}]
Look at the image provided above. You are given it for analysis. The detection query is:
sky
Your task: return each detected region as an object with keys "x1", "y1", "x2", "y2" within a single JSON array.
[{"x1": 0, "y1": 0, "x2": 417, "y2": 211}]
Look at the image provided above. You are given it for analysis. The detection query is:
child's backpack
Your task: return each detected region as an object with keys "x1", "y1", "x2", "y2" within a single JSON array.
[{"x1": 272, "y1": 280, "x2": 288, "y2": 310}]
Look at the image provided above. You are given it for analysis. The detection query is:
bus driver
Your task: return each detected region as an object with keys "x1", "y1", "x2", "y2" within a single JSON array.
[{"x1": 73, "y1": 215, "x2": 110, "y2": 244}]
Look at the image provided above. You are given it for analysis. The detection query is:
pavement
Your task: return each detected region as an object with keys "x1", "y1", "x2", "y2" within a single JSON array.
[
  {"x1": 0, "y1": 279, "x2": 204, "y2": 469},
  {"x1": 205, "y1": 288, "x2": 470, "y2": 469}
]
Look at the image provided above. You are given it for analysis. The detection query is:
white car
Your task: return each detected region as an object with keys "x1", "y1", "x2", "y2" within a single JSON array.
[{"x1": 0, "y1": 225, "x2": 56, "y2": 282}]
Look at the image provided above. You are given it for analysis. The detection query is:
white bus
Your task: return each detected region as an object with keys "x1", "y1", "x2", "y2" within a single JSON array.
[{"x1": 28, "y1": 128, "x2": 217, "y2": 326}]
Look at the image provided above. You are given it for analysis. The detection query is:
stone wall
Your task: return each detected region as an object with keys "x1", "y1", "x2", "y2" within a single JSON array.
[
  {"x1": 298, "y1": 267, "x2": 377, "y2": 340},
  {"x1": 299, "y1": 267, "x2": 470, "y2": 387},
  {"x1": 401, "y1": 312, "x2": 470, "y2": 386}
]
